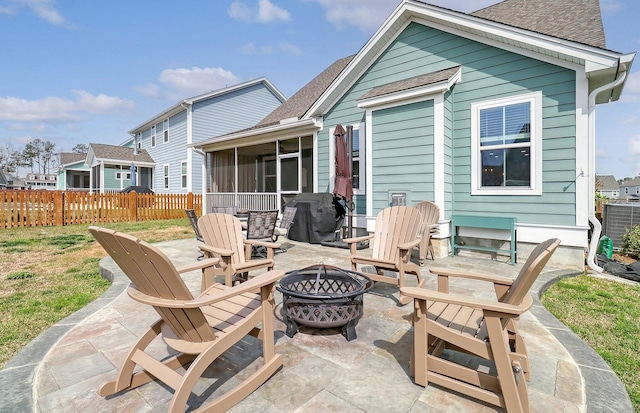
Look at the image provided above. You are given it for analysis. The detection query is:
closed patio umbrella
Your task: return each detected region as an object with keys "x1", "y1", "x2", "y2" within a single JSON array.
[
  {"x1": 333, "y1": 124, "x2": 353, "y2": 202},
  {"x1": 333, "y1": 124, "x2": 353, "y2": 237}
]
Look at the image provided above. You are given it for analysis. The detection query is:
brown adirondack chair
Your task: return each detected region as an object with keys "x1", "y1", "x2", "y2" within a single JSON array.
[
  {"x1": 88, "y1": 226, "x2": 284, "y2": 413},
  {"x1": 414, "y1": 201, "x2": 440, "y2": 265},
  {"x1": 401, "y1": 238, "x2": 561, "y2": 413},
  {"x1": 198, "y1": 212, "x2": 280, "y2": 288},
  {"x1": 343, "y1": 206, "x2": 424, "y2": 305}
]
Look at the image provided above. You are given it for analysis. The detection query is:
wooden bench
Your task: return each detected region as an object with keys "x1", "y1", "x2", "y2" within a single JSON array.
[{"x1": 451, "y1": 215, "x2": 516, "y2": 264}]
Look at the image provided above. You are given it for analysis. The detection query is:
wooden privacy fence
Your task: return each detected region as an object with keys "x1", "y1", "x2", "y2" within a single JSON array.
[{"x1": 0, "y1": 190, "x2": 202, "y2": 229}]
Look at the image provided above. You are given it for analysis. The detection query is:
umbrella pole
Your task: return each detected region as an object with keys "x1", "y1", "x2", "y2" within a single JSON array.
[{"x1": 346, "y1": 125, "x2": 354, "y2": 238}]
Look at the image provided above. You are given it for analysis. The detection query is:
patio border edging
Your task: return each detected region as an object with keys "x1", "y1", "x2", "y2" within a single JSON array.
[{"x1": 533, "y1": 270, "x2": 634, "y2": 413}]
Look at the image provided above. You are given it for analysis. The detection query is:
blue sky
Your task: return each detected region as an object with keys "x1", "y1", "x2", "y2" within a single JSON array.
[{"x1": 1, "y1": 0, "x2": 638, "y2": 179}]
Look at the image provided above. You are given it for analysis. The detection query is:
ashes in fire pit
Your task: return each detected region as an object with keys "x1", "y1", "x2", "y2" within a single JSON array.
[{"x1": 277, "y1": 264, "x2": 373, "y2": 341}]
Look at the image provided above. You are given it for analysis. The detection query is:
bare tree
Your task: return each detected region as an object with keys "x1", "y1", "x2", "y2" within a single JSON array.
[
  {"x1": 0, "y1": 143, "x2": 18, "y2": 173},
  {"x1": 72, "y1": 143, "x2": 88, "y2": 154},
  {"x1": 22, "y1": 139, "x2": 58, "y2": 174}
]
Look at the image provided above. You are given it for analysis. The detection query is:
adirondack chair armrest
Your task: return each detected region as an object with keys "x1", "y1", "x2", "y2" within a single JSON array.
[
  {"x1": 174, "y1": 258, "x2": 220, "y2": 274},
  {"x1": 398, "y1": 239, "x2": 421, "y2": 250},
  {"x1": 127, "y1": 270, "x2": 285, "y2": 308},
  {"x1": 428, "y1": 267, "x2": 514, "y2": 286},
  {"x1": 199, "y1": 243, "x2": 235, "y2": 257},
  {"x1": 400, "y1": 287, "x2": 532, "y2": 316},
  {"x1": 243, "y1": 239, "x2": 282, "y2": 249},
  {"x1": 343, "y1": 234, "x2": 374, "y2": 244}
]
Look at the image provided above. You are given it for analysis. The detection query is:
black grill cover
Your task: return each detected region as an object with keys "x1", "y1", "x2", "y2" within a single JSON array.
[{"x1": 286, "y1": 193, "x2": 345, "y2": 244}]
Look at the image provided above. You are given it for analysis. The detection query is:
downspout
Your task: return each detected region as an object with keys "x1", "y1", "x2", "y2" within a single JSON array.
[{"x1": 586, "y1": 66, "x2": 628, "y2": 273}]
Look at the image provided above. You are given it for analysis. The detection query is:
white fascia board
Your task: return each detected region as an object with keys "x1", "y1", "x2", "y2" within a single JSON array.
[
  {"x1": 192, "y1": 118, "x2": 321, "y2": 151},
  {"x1": 357, "y1": 68, "x2": 461, "y2": 109}
]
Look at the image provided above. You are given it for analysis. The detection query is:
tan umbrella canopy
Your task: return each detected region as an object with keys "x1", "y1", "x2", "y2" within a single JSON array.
[{"x1": 333, "y1": 124, "x2": 353, "y2": 202}]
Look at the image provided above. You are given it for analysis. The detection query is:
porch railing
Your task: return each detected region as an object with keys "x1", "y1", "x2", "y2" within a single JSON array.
[{"x1": 206, "y1": 192, "x2": 278, "y2": 212}]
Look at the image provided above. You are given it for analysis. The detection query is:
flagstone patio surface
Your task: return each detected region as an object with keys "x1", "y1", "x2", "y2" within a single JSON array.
[{"x1": 0, "y1": 237, "x2": 633, "y2": 412}]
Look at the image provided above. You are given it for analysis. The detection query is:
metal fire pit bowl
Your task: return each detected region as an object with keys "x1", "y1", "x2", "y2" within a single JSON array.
[{"x1": 276, "y1": 264, "x2": 373, "y2": 341}]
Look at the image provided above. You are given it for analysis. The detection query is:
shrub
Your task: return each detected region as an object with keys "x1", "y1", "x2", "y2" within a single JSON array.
[{"x1": 621, "y1": 225, "x2": 640, "y2": 258}]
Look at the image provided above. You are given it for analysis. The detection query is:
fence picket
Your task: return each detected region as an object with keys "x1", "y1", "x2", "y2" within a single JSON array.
[{"x1": 0, "y1": 190, "x2": 201, "y2": 229}]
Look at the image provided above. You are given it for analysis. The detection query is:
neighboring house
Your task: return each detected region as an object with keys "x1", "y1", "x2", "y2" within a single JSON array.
[
  {"x1": 194, "y1": 0, "x2": 635, "y2": 271},
  {"x1": 0, "y1": 170, "x2": 7, "y2": 189},
  {"x1": 123, "y1": 77, "x2": 286, "y2": 194},
  {"x1": 57, "y1": 152, "x2": 90, "y2": 191},
  {"x1": 618, "y1": 178, "x2": 640, "y2": 200},
  {"x1": 86, "y1": 144, "x2": 154, "y2": 193},
  {"x1": 25, "y1": 173, "x2": 57, "y2": 190},
  {"x1": 596, "y1": 174, "x2": 619, "y2": 198}
]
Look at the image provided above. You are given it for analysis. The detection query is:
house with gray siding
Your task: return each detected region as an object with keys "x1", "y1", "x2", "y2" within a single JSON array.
[
  {"x1": 596, "y1": 174, "x2": 619, "y2": 199},
  {"x1": 125, "y1": 78, "x2": 285, "y2": 194},
  {"x1": 194, "y1": 0, "x2": 635, "y2": 271}
]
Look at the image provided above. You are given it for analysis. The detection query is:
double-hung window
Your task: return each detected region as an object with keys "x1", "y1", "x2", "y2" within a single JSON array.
[
  {"x1": 351, "y1": 124, "x2": 365, "y2": 194},
  {"x1": 470, "y1": 92, "x2": 542, "y2": 195},
  {"x1": 181, "y1": 161, "x2": 187, "y2": 189},
  {"x1": 163, "y1": 119, "x2": 169, "y2": 143},
  {"x1": 163, "y1": 164, "x2": 170, "y2": 189},
  {"x1": 151, "y1": 125, "x2": 156, "y2": 148}
]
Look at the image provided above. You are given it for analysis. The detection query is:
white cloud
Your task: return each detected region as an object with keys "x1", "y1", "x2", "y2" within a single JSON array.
[
  {"x1": 134, "y1": 83, "x2": 161, "y2": 98},
  {"x1": 241, "y1": 42, "x2": 273, "y2": 55},
  {"x1": 620, "y1": 71, "x2": 640, "y2": 103},
  {"x1": 279, "y1": 42, "x2": 302, "y2": 56},
  {"x1": 3, "y1": 0, "x2": 73, "y2": 27},
  {"x1": 228, "y1": 0, "x2": 290, "y2": 24},
  {"x1": 0, "y1": 91, "x2": 134, "y2": 122},
  {"x1": 257, "y1": 0, "x2": 290, "y2": 23},
  {"x1": 157, "y1": 67, "x2": 242, "y2": 97},
  {"x1": 628, "y1": 135, "x2": 640, "y2": 156}
]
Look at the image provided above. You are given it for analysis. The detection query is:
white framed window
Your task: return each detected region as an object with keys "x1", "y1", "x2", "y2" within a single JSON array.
[
  {"x1": 115, "y1": 172, "x2": 131, "y2": 180},
  {"x1": 163, "y1": 164, "x2": 170, "y2": 189},
  {"x1": 181, "y1": 161, "x2": 187, "y2": 188},
  {"x1": 163, "y1": 119, "x2": 169, "y2": 143},
  {"x1": 351, "y1": 124, "x2": 365, "y2": 195},
  {"x1": 151, "y1": 125, "x2": 156, "y2": 147},
  {"x1": 470, "y1": 92, "x2": 542, "y2": 195}
]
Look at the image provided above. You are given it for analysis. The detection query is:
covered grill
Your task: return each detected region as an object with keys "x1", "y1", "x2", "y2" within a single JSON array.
[{"x1": 277, "y1": 264, "x2": 372, "y2": 341}]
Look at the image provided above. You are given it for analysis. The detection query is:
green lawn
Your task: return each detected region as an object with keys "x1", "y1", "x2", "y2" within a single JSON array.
[
  {"x1": 542, "y1": 274, "x2": 640, "y2": 412},
  {"x1": 0, "y1": 219, "x2": 194, "y2": 368}
]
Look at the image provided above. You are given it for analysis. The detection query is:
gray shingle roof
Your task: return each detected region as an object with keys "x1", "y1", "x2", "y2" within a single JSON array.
[
  {"x1": 597, "y1": 175, "x2": 619, "y2": 190},
  {"x1": 89, "y1": 143, "x2": 154, "y2": 163},
  {"x1": 471, "y1": 0, "x2": 606, "y2": 49},
  {"x1": 59, "y1": 152, "x2": 87, "y2": 166},
  {"x1": 256, "y1": 55, "x2": 355, "y2": 127},
  {"x1": 358, "y1": 66, "x2": 460, "y2": 101}
]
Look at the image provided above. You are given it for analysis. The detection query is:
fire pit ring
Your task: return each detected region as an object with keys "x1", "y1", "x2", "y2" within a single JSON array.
[{"x1": 277, "y1": 264, "x2": 373, "y2": 341}]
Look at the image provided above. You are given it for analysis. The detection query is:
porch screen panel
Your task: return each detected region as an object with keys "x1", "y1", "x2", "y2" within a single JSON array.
[{"x1": 210, "y1": 148, "x2": 235, "y2": 192}]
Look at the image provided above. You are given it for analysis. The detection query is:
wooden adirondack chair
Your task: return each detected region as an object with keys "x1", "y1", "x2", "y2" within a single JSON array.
[
  {"x1": 414, "y1": 201, "x2": 440, "y2": 265},
  {"x1": 198, "y1": 212, "x2": 280, "y2": 288},
  {"x1": 343, "y1": 206, "x2": 424, "y2": 305},
  {"x1": 88, "y1": 226, "x2": 284, "y2": 413},
  {"x1": 401, "y1": 238, "x2": 561, "y2": 413}
]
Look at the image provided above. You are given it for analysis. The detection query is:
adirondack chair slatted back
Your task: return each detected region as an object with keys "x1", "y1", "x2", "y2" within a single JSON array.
[
  {"x1": 372, "y1": 206, "x2": 423, "y2": 262},
  {"x1": 414, "y1": 201, "x2": 439, "y2": 233},
  {"x1": 89, "y1": 226, "x2": 216, "y2": 343},
  {"x1": 198, "y1": 213, "x2": 246, "y2": 266},
  {"x1": 503, "y1": 238, "x2": 561, "y2": 305}
]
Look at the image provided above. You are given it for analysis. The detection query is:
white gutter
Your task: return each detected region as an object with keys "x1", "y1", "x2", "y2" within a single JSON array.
[{"x1": 586, "y1": 67, "x2": 628, "y2": 273}]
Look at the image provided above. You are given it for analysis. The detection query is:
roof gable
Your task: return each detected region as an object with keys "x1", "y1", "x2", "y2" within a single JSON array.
[{"x1": 307, "y1": 0, "x2": 632, "y2": 117}]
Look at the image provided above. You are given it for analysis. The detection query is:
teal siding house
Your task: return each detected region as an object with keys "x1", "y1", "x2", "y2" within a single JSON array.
[{"x1": 195, "y1": 0, "x2": 635, "y2": 271}]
